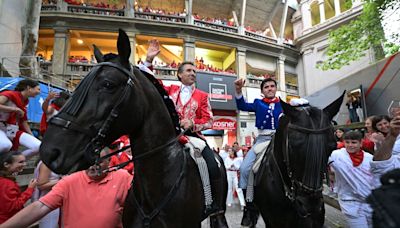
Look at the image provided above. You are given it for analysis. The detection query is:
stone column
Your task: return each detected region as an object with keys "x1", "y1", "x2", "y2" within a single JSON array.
[
  {"x1": 300, "y1": 2, "x2": 312, "y2": 30},
  {"x1": 318, "y1": 0, "x2": 326, "y2": 23},
  {"x1": 185, "y1": 0, "x2": 193, "y2": 24},
  {"x1": 57, "y1": 0, "x2": 68, "y2": 12},
  {"x1": 276, "y1": 55, "x2": 286, "y2": 101},
  {"x1": 236, "y1": 47, "x2": 246, "y2": 80},
  {"x1": 52, "y1": 27, "x2": 70, "y2": 76},
  {"x1": 125, "y1": 0, "x2": 135, "y2": 18},
  {"x1": 126, "y1": 31, "x2": 136, "y2": 64},
  {"x1": 183, "y1": 37, "x2": 195, "y2": 62},
  {"x1": 334, "y1": 0, "x2": 341, "y2": 16},
  {"x1": 236, "y1": 47, "x2": 246, "y2": 141}
]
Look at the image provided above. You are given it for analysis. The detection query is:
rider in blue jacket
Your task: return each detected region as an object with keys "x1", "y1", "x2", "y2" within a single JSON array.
[{"x1": 234, "y1": 77, "x2": 282, "y2": 226}]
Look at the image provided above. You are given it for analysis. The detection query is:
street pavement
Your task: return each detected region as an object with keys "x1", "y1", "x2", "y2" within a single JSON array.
[{"x1": 201, "y1": 203, "x2": 347, "y2": 228}]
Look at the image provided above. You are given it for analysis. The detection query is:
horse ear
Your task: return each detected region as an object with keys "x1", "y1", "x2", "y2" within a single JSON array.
[
  {"x1": 117, "y1": 29, "x2": 131, "y2": 68},
  {"x1": 93, "y1": 44, "x2": 104, "y2": 63},
  {"x1": 323, "y1": 91, "x2": 346, "y2": 120},
  {"x1": 280, "y1": 98, "x2": 296, "y2": 118}
]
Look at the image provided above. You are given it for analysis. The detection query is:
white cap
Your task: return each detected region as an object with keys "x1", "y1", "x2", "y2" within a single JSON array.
[{"x1": 290, "y1": 98, "x2": 309, "y2": 106}]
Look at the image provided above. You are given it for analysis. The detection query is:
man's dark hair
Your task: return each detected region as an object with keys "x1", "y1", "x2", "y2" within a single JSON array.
[
  {"x1": 177, "y1": 62, "x2": 195, "y2": 81},
  {"x1": 343, "y1": 130, "x2": 363, "y2": 141},
  {"x1": 15, "y1": 79, "x2": 39, "y2": 91},
  {"x1": 53, "y1": 91, "x2": 70, "y2": 107},
  {"x1": 260, "y1": 78, "x2": 277, "y2": 91}
]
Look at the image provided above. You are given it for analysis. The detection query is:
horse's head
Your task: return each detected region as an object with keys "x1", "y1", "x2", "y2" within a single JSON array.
[
  {"x1": 277, "y1": 93, "x2": 344, "y2": 201},
  {"x1": 40, "y1": 29, "x2": 172, "y2": 174}
]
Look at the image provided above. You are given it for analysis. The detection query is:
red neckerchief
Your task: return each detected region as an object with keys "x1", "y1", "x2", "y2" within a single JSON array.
[
  {"x1": 0, "y1": 90, "x2": 28, "y2": 124},
  {"x1": 262, "y1": 97, "x2": 280, "y2": 104},
  {"x1": 348, "y1": 149, "x2": 364, "y2": 167}
]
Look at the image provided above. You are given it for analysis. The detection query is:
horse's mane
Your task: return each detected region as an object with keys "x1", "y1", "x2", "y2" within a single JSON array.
[{"x1": 132, "y1": 66, "x2": 181, "y2": 136}]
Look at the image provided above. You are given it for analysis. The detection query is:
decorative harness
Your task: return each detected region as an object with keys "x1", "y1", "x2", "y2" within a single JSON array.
[
  {"x1": 49, "y1": 61, "x2": 187, "y2": 228},
  {"x1": 271, "y1": 109, "x2": 332, "y2": 216}
]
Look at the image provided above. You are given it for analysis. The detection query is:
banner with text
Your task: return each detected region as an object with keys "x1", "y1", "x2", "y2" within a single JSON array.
[{"x1": 212, "y1": 116, "x2": 237, "y2": 130}]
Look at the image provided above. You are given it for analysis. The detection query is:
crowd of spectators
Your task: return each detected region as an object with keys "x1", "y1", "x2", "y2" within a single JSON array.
[
  {"x1": 64, "y1": 0, "x2": 125, "y2": 9},
  {"x1": 193, "y1": 14, "x2": 236, "y2": 27},
  {"x1": 42, "y1": 0, "x2": 57, "y2": 5},
  {"x1": 135, "y1": 5, "x2": 186, "y2": 23},
  {"x1": 64, "y1": 0, "x2": 125, "y2": 16},
  {"x1": 195, "y1": 57, "x2": 236, "y2": 75}
]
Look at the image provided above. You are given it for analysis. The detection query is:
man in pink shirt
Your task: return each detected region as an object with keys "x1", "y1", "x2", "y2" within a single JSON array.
[{"x1": 0, "y1": 148, "x2": 132, "y2": 228}]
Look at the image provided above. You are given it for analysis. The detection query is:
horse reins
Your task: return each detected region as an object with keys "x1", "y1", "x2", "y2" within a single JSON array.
[{"x1": 273, "y1": 110, "x2": 333, "y2": 205}]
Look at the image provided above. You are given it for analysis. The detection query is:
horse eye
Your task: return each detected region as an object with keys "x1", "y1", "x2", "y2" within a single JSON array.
[{"x1": 102, "y1": 81, "x2": 115, "y2": 89}]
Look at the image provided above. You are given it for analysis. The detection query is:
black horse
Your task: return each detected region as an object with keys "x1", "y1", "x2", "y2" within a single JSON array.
[
  {"x1": 40, "y1": 29, "x2": 228, "y2": 228},
  {"x1": 253, "y1": 95, "x2": 344, "y2": 228}
]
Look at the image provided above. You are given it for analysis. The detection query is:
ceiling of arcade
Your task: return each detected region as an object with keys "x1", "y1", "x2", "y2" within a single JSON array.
[{"x1": 137, "y1": 0, "x2": 297, "y2": 37}]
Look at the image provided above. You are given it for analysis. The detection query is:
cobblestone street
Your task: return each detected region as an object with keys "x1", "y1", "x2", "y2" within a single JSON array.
[{"x1": 202, "y1": 203, "x2": 347, "y2": 228}]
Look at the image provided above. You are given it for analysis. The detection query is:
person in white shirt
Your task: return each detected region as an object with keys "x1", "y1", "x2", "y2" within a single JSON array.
[
  {"x1": 232, "y1": 142, "x2": 243, "y2": 158},
  {"x1": 218, "y1": 144, "x2": 229, "y2": 161},
  {"x1": 328, "y1": 130, "x2": 377, "y2": 228},
  {"x1": 223, "y1": 148, "x2": 245, "y2": 209}
]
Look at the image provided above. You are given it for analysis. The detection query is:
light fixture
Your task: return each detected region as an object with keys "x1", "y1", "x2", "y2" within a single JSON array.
[{"x1": 77, "y1": 39, "x2": 83, "y2": 44}]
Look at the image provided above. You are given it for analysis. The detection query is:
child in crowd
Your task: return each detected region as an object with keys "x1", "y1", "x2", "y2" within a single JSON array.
[{"x1": 329, "y1": 130, "x2": 377, "y2": 228}]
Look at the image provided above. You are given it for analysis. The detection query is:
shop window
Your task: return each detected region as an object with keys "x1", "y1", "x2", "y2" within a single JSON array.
[
  {"x1": 194, "y1": 42, "x2": 236, "y2": 75},
  {"x1": 310, "y1": 1, "x2": 321, "y2": 26}
]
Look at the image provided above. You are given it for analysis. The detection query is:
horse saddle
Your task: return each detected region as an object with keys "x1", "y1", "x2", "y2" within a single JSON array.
[
  {"x1": 184, "y1": 136, "x2": 221, "y2": 167},
  {"x1": 252, "y1": 140, "x2": 271, "y2": 173}
]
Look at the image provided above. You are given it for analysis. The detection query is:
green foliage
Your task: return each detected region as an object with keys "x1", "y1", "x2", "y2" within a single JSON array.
[{"x1": 317, "y1": 0, "x2": 399, "y2": 71}]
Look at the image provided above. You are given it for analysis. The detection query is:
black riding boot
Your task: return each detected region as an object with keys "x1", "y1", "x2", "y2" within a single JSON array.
[
  {"x1": 241, "y1": 190, "x2": 259, "y2": 228},
  {"x1": 209, "y1": 179, "x2": 229, "y2": 228}
]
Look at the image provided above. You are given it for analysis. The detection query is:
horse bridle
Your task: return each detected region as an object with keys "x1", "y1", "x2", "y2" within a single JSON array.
[
  {"x1": 273, "y1": 109, "x2": 333, "y2": 203},
  {"x1": 49, "y1": 62, "x2": 135, "y2": 163}
]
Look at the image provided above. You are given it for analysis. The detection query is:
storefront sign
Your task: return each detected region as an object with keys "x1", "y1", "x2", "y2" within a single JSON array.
[
  {"x1": 196, "y1": 72, "x2": 236, "y2": 110},
  {"x1": 212, "y1": 116, "x2": 237, "y2": 130}
]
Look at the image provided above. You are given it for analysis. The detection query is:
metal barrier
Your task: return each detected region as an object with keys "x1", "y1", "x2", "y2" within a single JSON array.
[
  {"x1": 134, "y1": 12, "x2": 186, "y2": 23},
  {"x1": 67, "y1": 5, "x2": 124, "y2": 16},
  {"x1": 244, "y1": 31, "x2": 276, "y2": 43},
  {"x1": 194, "y1": 19, "x2": 238, "y2": 34}
]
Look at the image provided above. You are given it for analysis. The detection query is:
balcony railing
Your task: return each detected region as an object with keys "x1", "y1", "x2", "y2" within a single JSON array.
[
  {"x1": 286, "y1": 84, "x2": 299, "y2": 95},
  {"x1": 194, "y1": 20, "x2": 238, "y2": 34},
  {"x1": 40, "y1": 4, "x2": 294, "y2": 45},
  {"x1": 41, "y1": 4, "x2": 57, "y2": 11},
  {"x1": 134, "y1": 12, "x2": 186, "y2": 23},
  {"x1": 66, "y1": 62, "x2": 95, "y2": 75},
  {"x1": 67, "y1": 5, "x2": 124, "y2": 16},
  {"x1": 244, "y1": 31, "x2": 276, "y2": 43}
]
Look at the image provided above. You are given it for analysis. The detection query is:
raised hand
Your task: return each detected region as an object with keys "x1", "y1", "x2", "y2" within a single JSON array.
[
  {"x1": 234, "y1": 78, "x2": 245, "y2": 94},
  {"x1": 46, "y1": 91, "x2": 58, "y2": 101},
  {"x1": 146, "y1": 39, "x2": 161, "y2": 63},
  {"x1": 28, "y1": 179, "x2": 38, "y2": 189},
  {"x1": 390, "y1": 109, "x2": 400, "y2": 137}
]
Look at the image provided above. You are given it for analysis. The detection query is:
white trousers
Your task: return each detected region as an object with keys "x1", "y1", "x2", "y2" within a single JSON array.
[
  {"x1": 345, "y1": 214, "x2": 372, "y2": 228},
  {"x1": 226, "y1": 170, "x2": 245, "y2": 206},
  {"x1": 0, "y1": 129, "x2": 41, "y2": 157}
]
